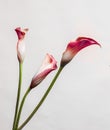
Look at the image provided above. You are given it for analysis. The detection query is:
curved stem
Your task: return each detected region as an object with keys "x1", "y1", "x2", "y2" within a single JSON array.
[
  {"x1": 12, "y1": 62, "x2": 23, "y2": 130},
  {"x1": 18, "y1": 67, "x2": 63, "y2": 130},
  {"x1": 15, "y1": 87, "x2": 31, "y2": 130}
]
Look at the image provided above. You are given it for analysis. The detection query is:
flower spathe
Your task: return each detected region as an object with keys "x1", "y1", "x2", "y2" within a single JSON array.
[
  {"x1": 30, "y1": 53, "x2": 57, "y2": 89},
  {"x1": 15, "y1": 27, "x2": 28, "y2": 63},
  {"x1": 60, "y1": 37, "x2": 101, "y2": 67}
]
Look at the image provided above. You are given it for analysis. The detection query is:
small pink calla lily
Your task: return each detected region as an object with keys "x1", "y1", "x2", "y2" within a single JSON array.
[
  {"x1": 15, "y1": 27, "x2": 28, "y2": 63},
  {"x1": 30, "y1": 53, "x2": 57, "y2": 89},
  {"x1": 60, "y1": 37, "x2": 101, "y2": 67}
]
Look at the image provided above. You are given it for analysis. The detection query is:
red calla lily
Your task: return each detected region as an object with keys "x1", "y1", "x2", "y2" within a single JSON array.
[
  {"x1": 61, "y1": 37, "x2": 101, "y2": 67},
  {"x1": 30, "y1": 53, "x2": 57, "y2": 89}
]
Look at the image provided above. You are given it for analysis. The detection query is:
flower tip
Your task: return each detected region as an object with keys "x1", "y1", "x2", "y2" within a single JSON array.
[
  {"x1": 24, "y1": 28, "x2": 29, "y2": 32},
  {"x1": 76, "y1": 37, "x2": 101, "y2": 47},
  {"x1": 15, "y1": 27, "x2": 29, "y2": 32},
  {"x1": 15, "y1": 27, "x2": 28, "y2": 40},
  {"x1": 46, "y1": 53, "x2": 58, "y2": 70}
]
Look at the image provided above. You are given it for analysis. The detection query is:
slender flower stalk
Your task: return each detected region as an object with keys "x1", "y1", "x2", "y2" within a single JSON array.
[
  {"x1": 15, "y1": 87, "x2": 31, "y2": 130},
  {"x1": 18, "y1": 66, "x2": 63, "y2": 130},
  {"x1": 12, "y1": 62, "x2": 23, "y2": 130},
  {"x1": 12, "y1": 27, "x2": 28, "y2": 130}
]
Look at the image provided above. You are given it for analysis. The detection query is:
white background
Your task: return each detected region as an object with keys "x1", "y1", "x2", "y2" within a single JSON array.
[{"x1": 0, "y1": 0, "x2": 110, "y2": 130}]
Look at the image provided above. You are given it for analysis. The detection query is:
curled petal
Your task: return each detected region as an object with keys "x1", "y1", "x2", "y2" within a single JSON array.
[
  {"x1": 30, "y1": 53, "x2": 57, "y2": 89},
  {"x1": 60, "y1": 37, "x2": 101, "y2": 67},
  {"x1": 15, "y1": 27, "x2": 28, "y2": 63},
  {"x1": 15, "y1": 27, "x2": 28, "y2": 40}
]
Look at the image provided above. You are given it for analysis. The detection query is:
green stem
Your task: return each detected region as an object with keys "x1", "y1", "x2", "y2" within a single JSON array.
[
  {"x1": 12, "y1": 62, "x2": 23, "y2": 130},
  {"x1": 15, "y1": 87, "x2": 31, "y2": 130},
  {"x1": 18, "y1": 66, "x2": 63, "y2": 130}
]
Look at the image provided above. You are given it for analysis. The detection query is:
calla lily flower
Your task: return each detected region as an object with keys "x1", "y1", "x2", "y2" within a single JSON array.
[
  {"x1": 30, "y1": 53, "x2": 57, "y2": 89},
  {"x1": 60, "y1": 37, "x2": 101, "y2": 67},
  {"x1": 15, "y1": 27, "x2": 28, "y2": 63}
]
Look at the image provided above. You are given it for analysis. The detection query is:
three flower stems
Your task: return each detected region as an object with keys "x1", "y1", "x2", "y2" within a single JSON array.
[
  {"x1": 13, "y1": 28, "x2": 100, "y2": 130},
  {"x1": 12, "y1": 62, "x2": 63, "y2": 130}
]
